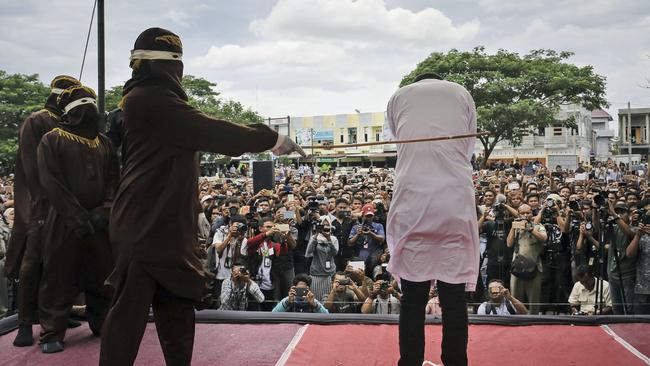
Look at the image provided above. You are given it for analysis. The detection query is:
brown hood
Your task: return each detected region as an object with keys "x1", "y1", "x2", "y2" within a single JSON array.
[
  {"x1": 56, "y1": 85, "x2": 100, "y2": 139},
  {"x1": 123, "y1": 27, "x2": 187, "y2": 101},
  {"x1": 45, "y1": 75, "x2": 81, "y2": 116}
]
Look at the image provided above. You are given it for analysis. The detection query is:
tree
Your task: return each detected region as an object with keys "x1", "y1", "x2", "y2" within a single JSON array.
[
  {"x1": 0, "y1": 138, "x2": 18, "y2": 175},
  {"x1": 0, "y1": 70, "x2": 50, "y2": 141},
  {"x1": 400, "y1": 47, "x2": 608, "y2": 165}
]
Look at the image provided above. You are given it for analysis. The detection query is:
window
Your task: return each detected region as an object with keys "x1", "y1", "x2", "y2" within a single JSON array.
[
  {"x1": 348, "y1": 128, "x2": 357, "y2": 144},
  {"x1": 553, "y1": 127, "x2": 563, "y2": 136}
]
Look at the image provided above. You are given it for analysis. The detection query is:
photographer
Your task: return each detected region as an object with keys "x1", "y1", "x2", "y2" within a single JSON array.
[
  {"x1": 605, "y1": 202, "x2": 636, "y2": 315},
  {"x1": 271, "y1": 206, "x2": 298, "y2": 303},
  {"x1": 324, "y1": 272, "x2": 366, "y2": 313},
  {"x1": 479, "y1": 198, "x2": 515, "y2": 286},
  {"x1": 477, "y1": 279, "x2": 528, "y2": 315},
  {"x1": 626, "y1": 215, "x2": 650, "y2": 314},
  {"x1": 219, "y1": 265, "x2": 264, "y2": 311},
  {"x1": 245, "y1": 217, "x2": 293, "y2": 310},
  {"x1": 305, "y1": 218, "x2": 339, "y2": 302},
  {"x1": 332, "y1": 198, "x2": 354, "y2": 271},
  {"x1": 568, "y1": 265, "x2": 612, "y2": 315},
  {"x1": 361, "y1": 279, "x2": 401, "y2": 315},
  {"x1": 507, "y1": 204, "x2": 547, "y2": 315},
  {"x1": 272, "y1": 274, "x2": 328, "y2": 313},
  {"x1": 535, "y1": 194, "x2": 572, "y2": 314},
  {"x1": 210, "y1": 215, "x2": 248, "y2": 308},
  {"x1": 348, "y1": 204, "x2": 385, "y2": 262}
]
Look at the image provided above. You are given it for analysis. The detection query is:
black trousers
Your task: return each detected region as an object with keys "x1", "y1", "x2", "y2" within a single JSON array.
[{"x1": 398, "y1": 279, "x2": 468, "y2": 366}]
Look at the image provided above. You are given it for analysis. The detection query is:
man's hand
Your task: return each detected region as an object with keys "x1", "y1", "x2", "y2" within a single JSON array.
[
  {"x1": 501, "y1": 288, "x2": 512, "y2": 300},
  {"x1": 288, "y1": 286, "x2": 296, "y2": 304},
  {"x1": 272, "y1": 135, "x2": 307, "y2": 157},
  {"x1": 307, "y1": 290, "x2": 316, "y2": 307}
]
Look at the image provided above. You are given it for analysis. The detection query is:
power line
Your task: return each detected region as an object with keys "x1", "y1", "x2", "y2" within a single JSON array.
[{"x1": 79, "y1": 0, "x2": 98, "y2": 81}]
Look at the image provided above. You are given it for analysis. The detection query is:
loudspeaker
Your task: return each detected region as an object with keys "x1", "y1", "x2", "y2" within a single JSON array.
[{"x1": 253, "y1": 161, "x2": 274, "y2": 194}]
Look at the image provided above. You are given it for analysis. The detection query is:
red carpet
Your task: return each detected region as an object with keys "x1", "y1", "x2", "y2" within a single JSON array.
[{"x1": 1, "y1": 322, "x2": 648, "y2": 365}]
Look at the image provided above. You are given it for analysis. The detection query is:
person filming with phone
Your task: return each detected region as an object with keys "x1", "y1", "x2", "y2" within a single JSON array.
[{"x1": 507, "y1": 204, "x2": 547, "y2": 315}]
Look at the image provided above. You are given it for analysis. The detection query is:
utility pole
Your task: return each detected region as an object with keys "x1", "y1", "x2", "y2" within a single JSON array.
[
  {"x1": 97, "y1": 0, "x2": 105, "y2": 120},
  {"x1": 628, "y1": 101, "x2": 632, "y2": 166}
]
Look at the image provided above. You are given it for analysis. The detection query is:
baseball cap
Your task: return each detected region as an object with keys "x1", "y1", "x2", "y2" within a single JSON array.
[
  {"x1": 361, "y1": 204, "x2": 375, "y2": 216},
  {"x1": 200, "y1": 195, "x2": 213, "y2": 203}
]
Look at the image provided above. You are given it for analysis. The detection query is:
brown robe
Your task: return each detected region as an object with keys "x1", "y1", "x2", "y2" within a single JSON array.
[
  {"x1": 4, "y1": 109, "x2": 58, "y2": 278},
  {"x1": 106, "y1": 85, "x2": 278, "y2": 302},
  {"x1": 37, "y1": 128, "x2": 119, "y2": 342}
]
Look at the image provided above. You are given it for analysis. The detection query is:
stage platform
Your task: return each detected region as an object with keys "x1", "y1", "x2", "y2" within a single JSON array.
[{"x1": 1, "y1": 312, "x2": 649, "y2": 365}]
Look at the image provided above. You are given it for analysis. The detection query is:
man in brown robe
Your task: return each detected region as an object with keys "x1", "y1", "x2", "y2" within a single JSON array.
[
  {"x1": 37, "y1": 86, "x2": 118, "y2": 353},
  {"x1": 4, "y1": 75, "x2": 81, "y2": 347},
  {"x1": 99, "y1": 28, "x2": 304, "y2": 366}
]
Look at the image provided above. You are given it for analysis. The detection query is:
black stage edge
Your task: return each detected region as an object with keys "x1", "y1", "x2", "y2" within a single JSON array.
[{"x1": 3, "y1": 312, "x2": 649, "y2": 336}]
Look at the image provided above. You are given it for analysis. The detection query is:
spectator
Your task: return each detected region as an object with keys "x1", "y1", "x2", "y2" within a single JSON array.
[
  {"x1": 477, "y1": 279, "x2": 528, "y2": 315},
  {"x1": 507, "y1": 204, "x2": 547, "y2": 315},
  {"x1": 627, "y1": 217, "x2": 650, "y2": 314},
  {"x1": 606, "y1": 202, "x2": 636, "y2": 315},
  {"x1": 210, "y1": 215, "x2": 248, "y2": 308},
  {"x1": 305, "y1": 217, "x2": 339, "y2": 302},
  {"x1": 323, "y1": 271, "x2": 366, "y2": 313},
  {"x1": 272, "y1": 274, "x2": 328, "y2": 313},
  {"x1": 349, "y1": 204, "x2": 385, "y2": 261},
  {"x1": 361, "y1": 280, "x2": 401, "y2": 315},
  {"x1": 425, "y1": 287, "x2": 442, "y2": 316},
  {"x1": 219, "y1": 265, "x2": 264, "y2": 311},
  {"x1": 0, "y1": 209, "x2": 10, "y2": 316},
  {"x1": 332, "y1": 198, "x2": 354, "y2": 271},
  {"x1": 569, "y1": 265, "x2": 612, "y2": 315}
]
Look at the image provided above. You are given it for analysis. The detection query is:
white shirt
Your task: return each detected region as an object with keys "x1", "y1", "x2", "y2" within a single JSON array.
[
  {"x1": 568, "y1": 280, "x2": 612, "y2": 314},
  {"x1": 212, "y1": 227, "x2": 247, "y2": 280},
  {"x1": 385, "y1": 78, "x2": 479, "y2": 290}
]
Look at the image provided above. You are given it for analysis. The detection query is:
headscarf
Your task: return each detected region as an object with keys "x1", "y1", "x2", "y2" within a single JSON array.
[
  {"x1": 56, "y1": 85, "x2": 100, "y2": 139},
  {"x1": 45, "y1": 75, "x2": 81, "y2": 116},
  {"x1": 122, "y1": 27, "x2": 187, "y2": 101}
]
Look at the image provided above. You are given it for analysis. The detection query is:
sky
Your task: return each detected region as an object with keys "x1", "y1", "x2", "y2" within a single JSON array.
[{"x1": 1, "y1": 0, "x2": 649, "y2": 121}]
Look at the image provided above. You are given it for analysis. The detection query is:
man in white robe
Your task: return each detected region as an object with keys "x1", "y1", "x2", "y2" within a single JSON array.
[{"x1": 386, "y1": 73, "x2": 479, "y2": 366}]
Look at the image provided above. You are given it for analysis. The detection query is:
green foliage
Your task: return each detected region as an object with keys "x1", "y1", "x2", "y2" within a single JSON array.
[
  {"x1": 0, "y1": 138, "x2": 18, "y2": 175},
  {"x1": 104, "y1": 85, "x2": 123, "y2": 112},
  {"x1": 0, "y1": 70, "x2": 50, "y2": 141},
  {"x1": 400, "y1": 47, "x2": 608, "y2": 165}
]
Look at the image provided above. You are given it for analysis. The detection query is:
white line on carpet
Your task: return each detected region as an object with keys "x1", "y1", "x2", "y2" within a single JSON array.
[
  {"x1": 601, "y1": 325, "x2": 650, "y2": 365},
  {"x1": 275, "y1": 324, "x2": 310, "y2": 366}
]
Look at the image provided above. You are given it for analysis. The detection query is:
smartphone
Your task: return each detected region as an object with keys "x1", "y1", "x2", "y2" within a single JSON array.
[
  {"x1": 287, "y1": 193, "x2": 295, "y2": 202},
  {"x1": 348, "y1": 261, "x2": 365, "y2": 271},
  {"x1": 283, "y1": 211, "x2": 295, "y2": 220}
]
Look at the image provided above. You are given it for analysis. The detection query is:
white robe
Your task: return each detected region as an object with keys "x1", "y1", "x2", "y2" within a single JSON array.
[{"x1": 385, "y1": 78, "x2": 479, "y2": 290}]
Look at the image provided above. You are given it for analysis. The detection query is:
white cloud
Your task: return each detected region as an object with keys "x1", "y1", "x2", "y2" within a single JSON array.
[
  {"x1": 249, "y1": 0, "x2": 479, "y2": 46},
  {"x1": 479, "y1": 0, "x2": 544, "y2": 12},
  {"x1": 166, "y1": 10, "x2": 192, "y2": 28}
]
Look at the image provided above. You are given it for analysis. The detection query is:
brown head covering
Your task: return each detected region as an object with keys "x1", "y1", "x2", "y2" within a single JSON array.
[
  {"x1": 56, "y1": 85, "x2": 100, "y2": 139},
  {"x1": 122, "y1": 27, "x2": 187, "y2": 101},
  {"x1": 45, "y1": 75, "x2": 81, "y2": 116}
]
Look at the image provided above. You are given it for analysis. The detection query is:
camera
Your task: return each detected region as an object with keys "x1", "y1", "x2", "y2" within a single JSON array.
[
  {"x1": 568, "y1": 200, "x2": 580, "y2": 211},
  {"x1": 295, "y1": 287, "x2": 308, "y2": 302},
  {"x1": 593, "y1": 191, "x2": 608, "y2": 207},
  {"x1": 239, "y1": 267, "x2": 248, "y2": 276},
  {"x1": 643, "y1": 214, "x2": 650, "y2": 225},
  {"x1": 585, "y1": 222, "x2": 593, "y2": 231},
  {"x1": 379, "y1": 281, "x2": 390, "y2": 292},
  {"x1": 337, "y1": 279, "x2": 351, "y2": 286}
]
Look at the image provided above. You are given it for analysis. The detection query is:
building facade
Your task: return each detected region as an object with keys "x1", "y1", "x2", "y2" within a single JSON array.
[
  {"x1": 617, "y1": 107, "x2": 650, "y2": 160},
  {"x1": 591, "y1": 109, "x2": 614, "y2": 160}
]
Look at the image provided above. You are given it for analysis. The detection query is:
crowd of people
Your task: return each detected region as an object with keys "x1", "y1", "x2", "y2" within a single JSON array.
[{"x1": 2, "y1": 158, "x2": 650, "y2": 318}]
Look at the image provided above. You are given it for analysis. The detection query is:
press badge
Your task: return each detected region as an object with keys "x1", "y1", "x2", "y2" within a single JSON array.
[
  {"x1": 264, "y1": 257, "x2": 271, "y2": 267},
  {"x1": 325, "y1": 260, "x2": 332, "y2": 270}
]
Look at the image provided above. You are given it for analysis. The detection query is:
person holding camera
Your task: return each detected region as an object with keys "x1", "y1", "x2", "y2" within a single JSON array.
[
  {"x1": 507, "y1": 204, "x2": 547, "y2": 315},
  {"x1": 305, "y1": 217, "x2": 339, "y2": 302},
  {"x1": 477, "y1": 279, "x2": 528, "y2": 315},
  {"x1": 272, "y1": 274, "x2": 328, "y2": 313},
  {"x1": 271, "y1": 206, "x2": 298, "y2": 303},
  {"x1": 219, "y1": 264, "x2": 264, "y2": 311},
  {"x1": 626, "y1": 213, "x2": 650, "y2": 314},
  {"x1": 324, "y1": 271, "x2": 366, "y2": 313},
  {"x1": 568, "y1": 265, "x2": 612, "y2": 315},
  {"x1": 361, "y1": 279, "x2": 401, "y2": 315},
  {"x1": 210, "y1": 215, "x2": 248, "y2": 309},
  {"x1": 349, "y1": 204, "x2": 385, "y2": 262},
  {"x1": 332, "y1": 198, "x2": 354, "y2": 271},
  {"x1": 245, "y1": 217, "x2": 293, "y2": 311},
  {"x1": 604, "y1": 201, "x2": 636, "y2": 315}
]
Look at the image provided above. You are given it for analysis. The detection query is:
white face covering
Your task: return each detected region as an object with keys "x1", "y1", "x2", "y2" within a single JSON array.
[
  {"x1": 63, "y1": 97, "x2": 97, "y2": 114},
  {"x1": 130, "y1": 49, "x2": 182, "y2": 61}
]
